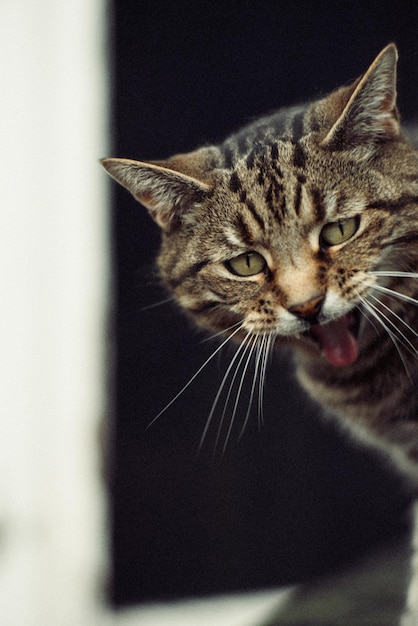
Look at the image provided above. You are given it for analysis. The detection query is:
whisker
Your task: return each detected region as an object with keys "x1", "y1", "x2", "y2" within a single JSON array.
[
  {"x1": 147, "y1": 324, "x2": 244, "y2": 430},
  {"x1": 354, "y1": 294, "x2": 380, "y2": 330},
  {"x1": 366, "y1": 296, "x2": 417, "y2": 355},
  {"x1": 212, "y1": 332, "x2": 256, "y2": 454},
  {"x1": 236, "y1": 335, "x2": 263, "y2": 441},
  {"x1": 372, "y1": 271, "x2": 418, "y2": 279},
  {"x1": 372, "y1": 283, "x2": 418, "y2": 307},
  {"x1": 256, "y1": 333, "x2": 268, "y2": 430},
  {"x1": 200, "y1": 320, "x2": 243, "y2": 343},
  {"x1": 369, "y1": 294, "x2": 418, "y2": 357},
  {"x1": 359, "y1": 298, "x2": 405, "y2": 360},
  {"x1": 200, "y1": 330, "x2": 252, "y2": 453},
  {"x1": 223, "y1": 333, "x2": 259, "y2": 454},
  {"x1": 369, "y1": 293, "x2": 418, "y2": 342},
  {"x1": 238, "y1": 334, "x2": 267, "y2": 441},
  {"x1": 258, "y1": 332, "x2": 274, "y2": 429},
  {"x1": 140, "y1": 296, "x2": 176, "y2": 312},
  {"x1": 360, "y1": 298, "x2": 413, "y2": 379}
]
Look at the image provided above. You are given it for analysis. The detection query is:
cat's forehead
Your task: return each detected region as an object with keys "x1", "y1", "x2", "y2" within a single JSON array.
[
  {"x1": 223, "y1": 135, "x2": 347, "y2": 186},
  {"x1": 214, "y1": 142, "x2": 368, "y2": 228}
]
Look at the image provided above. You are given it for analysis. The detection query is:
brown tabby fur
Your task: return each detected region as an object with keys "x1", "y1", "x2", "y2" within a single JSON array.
[{"x1": 103, "y1": 44, "x2": 418, "y2": 624}]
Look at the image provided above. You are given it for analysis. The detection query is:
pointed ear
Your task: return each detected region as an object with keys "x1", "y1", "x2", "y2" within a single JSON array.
[
  {"x1": 322, "y1": 43, "x2": 400, "y2": 151},
  {"x1": 101, "y1": 154, "x2": 212, "y2": 232}
]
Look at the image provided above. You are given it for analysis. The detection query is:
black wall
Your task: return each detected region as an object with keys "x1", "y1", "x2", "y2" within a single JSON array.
[{"x1": 109, "y1": 1, "x2": 418, "y2": 606}]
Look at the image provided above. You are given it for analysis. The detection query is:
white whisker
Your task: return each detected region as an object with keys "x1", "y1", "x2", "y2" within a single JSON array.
[
  {"x1": 369, "y1": 294, "x2": 418, "y2": 342},
  {"x1": 367, "y1": 296, "x2": 417, "y2": 356},
  {"x1": 147, "y1": 324, "x2": 244, "y2": 430},
  {"x1": 356, "y1": 299, "x2": 380, "y2": 338},
  {"x1": 200, "y1": 330, "x2": 252, "y2": 453},
  {"x1": 238, "y1": 335, "x2": 265, "y2": 441},
  {"x1": 223, "y1": 334, "x2": 259, "y2": 454},
  {"x1": 213, "y1": 333, "x2": 256, "y2": 454},
  {"x1": 369, "y1": 295, "x2": 418, "y2": 370},
  {"x1": 200, "y1": 320, "x2": 243, "y2": 343},
  {"x1": 256, "y1": 333, "x2": 268, "y2": 430},
  {"x1": 372, "y1": 283, "x2": 418, "y2": 307},
  {"x1": 140, "y1": 296, "x2": 176, "y2": 312},
  {"x1": 372, "y1": 271, "x2": 418, "y2": 279},
  {"x1": 258, "y1": 332, "x2": 275, "y2": 429},
  {"x1": 360, "y1": 297, "x2": 413, "y2": 379}
]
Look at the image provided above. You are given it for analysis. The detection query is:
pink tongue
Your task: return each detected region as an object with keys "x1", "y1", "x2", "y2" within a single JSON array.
[{"x1": 310, "y1": 317, "x2": 359, "y2": 367}]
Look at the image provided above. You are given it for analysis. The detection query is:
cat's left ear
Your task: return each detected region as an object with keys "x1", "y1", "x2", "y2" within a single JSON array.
[
  {"x1": 322, "y1": 43, "x2": 400, "y2": 150},
  {"x1": 101, "y1": 154, "x2": 212, "y2": 232}
]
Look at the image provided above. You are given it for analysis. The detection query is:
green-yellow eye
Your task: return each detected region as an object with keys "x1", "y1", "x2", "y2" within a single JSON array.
[
  {"x1": 226, "y1": 251, "x2": 267, "y2": 276},
  {"x1": 320, "y1": 216, "x2": 360, "y2": 248}
]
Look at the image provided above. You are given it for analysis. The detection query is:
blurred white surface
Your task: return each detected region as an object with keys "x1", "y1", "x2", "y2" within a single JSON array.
[
  {"x1": 0, "y1": 0, "x2": 108, "y2": 624},
  {"x1": 111, "y1": 588, "x2": 294, "y2": 626}
]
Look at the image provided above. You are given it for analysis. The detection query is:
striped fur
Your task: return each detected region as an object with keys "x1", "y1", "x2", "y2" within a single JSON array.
[{"x1": 103, "y1": 44, "x2": 418, "y2": 623}]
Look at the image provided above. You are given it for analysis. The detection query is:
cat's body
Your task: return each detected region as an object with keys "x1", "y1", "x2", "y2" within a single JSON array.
[{"x1": 103, "y1": 44, "x2": 418, "y2": 624}]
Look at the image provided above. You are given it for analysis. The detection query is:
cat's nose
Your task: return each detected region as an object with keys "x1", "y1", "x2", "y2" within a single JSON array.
[{"x1": 288, "y1": 294, "x2": 324, "y2": 325}]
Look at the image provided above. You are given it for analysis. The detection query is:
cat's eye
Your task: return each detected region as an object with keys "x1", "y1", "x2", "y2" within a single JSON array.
[
  {"x1": 320, "y1": 216, "x2": 360, "y2": 248},
  {"x1": 226, "y1": 251, "x2": 267, "y2": 277}
]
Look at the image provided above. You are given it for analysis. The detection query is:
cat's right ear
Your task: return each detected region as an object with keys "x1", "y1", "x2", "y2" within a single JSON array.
[{"x1": 101, "y1": 157, "x2": 211, "y2": 232}]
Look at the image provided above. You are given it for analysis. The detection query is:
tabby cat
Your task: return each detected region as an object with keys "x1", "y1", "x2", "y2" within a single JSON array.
[{"x1": 102, "y1": 44, "x2": 418, "y2": 624}]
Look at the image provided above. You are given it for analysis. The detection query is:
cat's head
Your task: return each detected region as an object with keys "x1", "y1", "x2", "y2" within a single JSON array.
[{"x1": 103, "y1": 44, "x2": 418, "y2": 368}]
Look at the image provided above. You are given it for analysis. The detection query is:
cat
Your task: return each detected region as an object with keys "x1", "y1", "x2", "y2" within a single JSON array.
[{"x1": 102, "y1": 44, "x2": 418, "y2": 624}]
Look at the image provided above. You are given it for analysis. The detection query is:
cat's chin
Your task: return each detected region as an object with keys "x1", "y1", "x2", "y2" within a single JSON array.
[{"x1": 295, "y1": 311, "x2": 360, "y2": 368}]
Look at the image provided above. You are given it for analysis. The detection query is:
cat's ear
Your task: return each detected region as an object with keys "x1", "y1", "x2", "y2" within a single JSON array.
[
  {"x1": 101, "y1": 154, "x2": 212, "y2": 232},
  {"x1": 322, "y1": 43, "x2": 400, "y2": 151}
]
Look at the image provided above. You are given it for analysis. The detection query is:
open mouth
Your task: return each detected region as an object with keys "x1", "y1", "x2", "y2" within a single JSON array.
[{"x1": 308, "y1": 310, "x2": 360, "y2": 368}]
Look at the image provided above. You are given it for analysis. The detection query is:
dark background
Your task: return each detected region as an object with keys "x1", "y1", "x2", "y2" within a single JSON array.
[{"x1": 108, "y1": 1, "x2": 418, "y2": 606}]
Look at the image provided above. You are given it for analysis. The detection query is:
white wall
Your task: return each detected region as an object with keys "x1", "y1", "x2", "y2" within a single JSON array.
[{"x1": 0, "y1": 1, "x2": 109, "y2": 624}]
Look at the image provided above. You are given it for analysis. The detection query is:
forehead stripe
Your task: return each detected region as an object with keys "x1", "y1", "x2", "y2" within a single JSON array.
[
  {"x1": 244, "y1": 198, "x2": 266, "y2": 231},
  {"x1": 367, "y1": 195, "x2": 418, "y2": 211},
  {"x1": 168, "y1": 259, "x2": 211, "y2": 289},
  {"x1": 294, "y1": 181, "x2": 302, "y2": 216},
  {"x1": 292, "y1": 142, "x2": 306, "y2": 168},
  {"x1": 311, "y1": 187, "x2": 326, "y2": 222}
]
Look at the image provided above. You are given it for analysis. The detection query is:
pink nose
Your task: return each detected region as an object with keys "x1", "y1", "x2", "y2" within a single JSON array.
[{"x1": 288, "y1": 294, "x2": 324, "y2": 323}]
